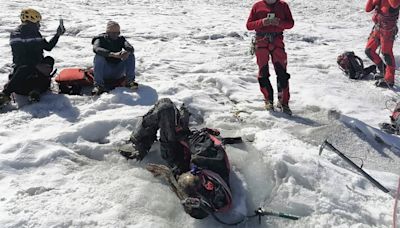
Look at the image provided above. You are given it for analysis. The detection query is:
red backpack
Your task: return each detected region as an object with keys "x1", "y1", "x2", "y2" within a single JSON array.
[{"x1": 55, "y1": 68, "x2": 94, "y2": 95}]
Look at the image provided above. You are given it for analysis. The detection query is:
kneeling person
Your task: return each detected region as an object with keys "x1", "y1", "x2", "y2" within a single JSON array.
[{"x1": 92, "y1": 21, "x2": 137, "y2": 95}]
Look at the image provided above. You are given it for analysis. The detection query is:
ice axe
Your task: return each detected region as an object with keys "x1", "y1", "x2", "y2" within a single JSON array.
[{"x1": 319, "y1": 139, "x2": 390, "y2": 193}]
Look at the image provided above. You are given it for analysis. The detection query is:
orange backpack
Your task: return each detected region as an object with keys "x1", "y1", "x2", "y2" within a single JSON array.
[{"x1": 55, "y1": 68, "x2": 94, "y2": 95}]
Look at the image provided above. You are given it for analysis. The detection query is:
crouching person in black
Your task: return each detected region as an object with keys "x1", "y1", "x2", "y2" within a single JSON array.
[
  {"x1": 119, "y1": 98, "x2": 233, "y2": 219},
  {"x1": 0, "y1": 8, "x2": 64, "y2": 106}
]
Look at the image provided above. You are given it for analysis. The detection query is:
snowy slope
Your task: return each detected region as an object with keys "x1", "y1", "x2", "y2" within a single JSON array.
[{"x1": 0, "y1": 0, "x2": 399, "y2": 227}]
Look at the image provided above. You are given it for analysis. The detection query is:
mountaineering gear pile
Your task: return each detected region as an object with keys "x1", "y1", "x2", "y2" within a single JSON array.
[
  {"x1": 20, "y1": 8, "x2": 42, "y2": 23},
  {"x1": 246, "y1": 0, "x2": 294, "y2": 109},
  {"x1": 337, "y1": 51, "x2": 377, "y2": 79},
  {"x1": 365, "y1": 0, "x2": 400, "y2": 86}
]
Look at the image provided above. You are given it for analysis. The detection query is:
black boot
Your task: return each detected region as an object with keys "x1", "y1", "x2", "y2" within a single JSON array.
[
  {"x1": 0, "y1": 92, "x2": 11, "y2": 107},
  {"x1": 28, "y1": 90, "x2": 40, "y2": 103},
  {"x1": 375, "y1": 62, "x2": 386, "y2": 79}
]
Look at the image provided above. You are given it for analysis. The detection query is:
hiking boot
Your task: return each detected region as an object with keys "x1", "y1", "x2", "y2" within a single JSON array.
[
  {"x1": 265, "y1": 101, "x2": 274, "y2": 111},
  {"x1": 28, "y1": 90, "x2": 40, "y2": 103},
  {"x1": 127, "y1": 81, "x2": 139, "y2": 90},
  {"x1": 373, "y1": 73, "x2": 384, "y2": 80},
  {"x1": 379, "y1": 123, "x2": 398, "y2": 135},
  {"x1": 118, "y1": 143, "x2": 147, "y2": 161},
  {"x1": 277, "y1": 102, "x2": 292, "y2": 116},
  {"x1": 92, "y1": 85, "x2": 107, "y2": 96},
  {"x1": 0, "y1": 92, "x2": 11, "y2": 107},
  {"x1": 375, "y1": 79, "x2": 394, "y2": 88}
]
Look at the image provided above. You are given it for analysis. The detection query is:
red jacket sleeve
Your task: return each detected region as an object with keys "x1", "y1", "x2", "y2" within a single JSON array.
[
  {"x1": 388, "y1": 0, "x2": 400, "y2": 8},
  {"x1": 277, "y1": 2, "x2": 294, "y2": 30},
  {"x1": 246, "y1": 6, "x2": 264, "y2": 30},
  {"x1": 366, "y1": 0, "x2": 376, "y2": 12}
]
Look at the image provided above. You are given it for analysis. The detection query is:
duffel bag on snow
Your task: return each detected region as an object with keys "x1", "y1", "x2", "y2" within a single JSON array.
[{"x1": 55, "y1": 68, "x2": 94, "y2": 95}]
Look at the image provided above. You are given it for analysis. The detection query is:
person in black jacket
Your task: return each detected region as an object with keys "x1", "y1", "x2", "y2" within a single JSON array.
[
  {"x1": 0, "y1": 8, "x2": 64, "y2": 106},
  {"x1": 91, "y1": 21, "x2": 137, "y2": 95}
]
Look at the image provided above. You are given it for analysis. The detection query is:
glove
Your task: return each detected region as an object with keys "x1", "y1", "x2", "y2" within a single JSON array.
[{"x1": 56, "y1": 25, "x2": 65, "y2": 36}]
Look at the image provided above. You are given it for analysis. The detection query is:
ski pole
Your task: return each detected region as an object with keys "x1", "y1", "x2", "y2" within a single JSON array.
[
  {"x1": 261, "y1": 210, "x2": 300, "y2": 220},
  {"x1": 320, "y1": 140, "x2": 390, "y2": 193}
]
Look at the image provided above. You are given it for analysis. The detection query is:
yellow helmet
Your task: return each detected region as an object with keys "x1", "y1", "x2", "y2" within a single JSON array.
[{"x1": 20, "y1": 8, "x2": 42, "y2": 23}]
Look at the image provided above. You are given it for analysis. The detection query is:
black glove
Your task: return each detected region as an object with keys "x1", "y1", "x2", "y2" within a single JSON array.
[{"x1": 56, "y1": 25, "x2": 65, "y2": 36}]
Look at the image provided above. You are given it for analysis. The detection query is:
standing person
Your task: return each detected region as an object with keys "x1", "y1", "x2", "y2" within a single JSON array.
[
  {"x1": 0, "y1": 8, "x2": 65, "y2": 106},
  {"x1": 91, "y1": 21, "x2": 137, "y2": 95},
  {"x1": 246, "y1": 0, "x2": 294, "y2": 115},
  {"x1": 365, "y1": 0, "x2": 400, "y2": 87}
]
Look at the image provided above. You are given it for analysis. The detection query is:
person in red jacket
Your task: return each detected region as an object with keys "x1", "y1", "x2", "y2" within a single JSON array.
[
  {"x1": 246, "y1": 0, "x2": 294, "y2": 115},
  {"x1": 365, "y1": 0, "x2": 400, "y2": 87}
]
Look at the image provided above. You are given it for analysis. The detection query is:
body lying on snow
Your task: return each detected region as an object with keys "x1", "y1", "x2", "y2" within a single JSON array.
[{"x1": 118, "y1": 98, "x2": 233, "y2": 219}]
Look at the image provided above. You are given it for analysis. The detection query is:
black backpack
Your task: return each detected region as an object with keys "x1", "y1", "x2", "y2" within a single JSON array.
[
  {"x1": 188, "y1": 128, "x2": 230, "y2": 182},
  {"x1": 337, "y1": 51, "x2": 365, "y2": 79}
]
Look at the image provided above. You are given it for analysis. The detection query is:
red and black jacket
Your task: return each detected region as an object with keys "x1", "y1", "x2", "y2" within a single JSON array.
[{"x1": 246, "y1": 0, "x2": 294, "y2": 33}]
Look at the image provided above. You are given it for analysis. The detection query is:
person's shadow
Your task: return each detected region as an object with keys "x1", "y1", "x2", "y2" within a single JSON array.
[
  {"x1": 13, "y1": 93, "x2": 80, "y2": 122},
  {"x1": 107, "y1": 84, "x2": 159, "y2": 106}
]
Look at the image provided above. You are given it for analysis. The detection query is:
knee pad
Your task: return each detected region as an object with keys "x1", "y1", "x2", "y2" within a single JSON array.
[
  {"x1": 259, "y1": 64, "x2": 269, "y2": 78},
  {"x1": 365, "y1": 48, "x2": 373, "y2": 60},
  {"x1": 258, "y1": 76, "x2": 269, "y2": 86},
  {"x1": 274, "y1": 63, "x2": 290, "y2": 89},
  {"x1": 383, "y1": 53, "x2": 393, "y2": 67}
]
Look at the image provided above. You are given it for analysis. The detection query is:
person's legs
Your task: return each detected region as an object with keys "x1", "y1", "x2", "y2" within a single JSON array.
[
  {"x1": 2, "y1": 64, "x2": 42, "y2": 97},
  {"x1": 381, "y1": 29, "x2": 396, "y2": 84},
  {"x1": 129, "y1": 98, "x2": 180, "y2": 163},
  {"x1": 365, "y1": 29, "x2": 384, "y2": 73},
  {"x1": 93, "y1": 54, "x2": 107, "y2": 87},
  {"x1": 271, "y1": 46, "x2": 290, "y2": 106},
  {"x1": 255, "y1": 48, "x2": 273, "y2": 107},
  {"x1": 123, "y1": 53, "x2": 136, "y2": 83}
]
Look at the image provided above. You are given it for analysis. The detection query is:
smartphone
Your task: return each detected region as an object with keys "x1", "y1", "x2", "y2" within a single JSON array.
[
  {"x1": 267, "y1": 13, "x2": 275, "y2": 20},
  {"x1": 59, "y1": 18, "x2": 65, "y2": 33}
]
